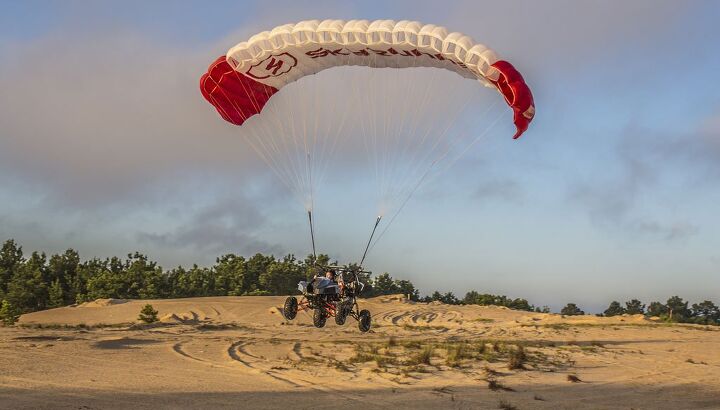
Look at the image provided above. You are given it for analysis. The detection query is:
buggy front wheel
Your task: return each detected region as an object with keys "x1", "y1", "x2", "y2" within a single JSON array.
[
  {"x1": 358, "y1": 309, "x2": 371, "y2": 333},
  {"x1": 313, "y1": 308, "x2": 327, "y2": 328},
  {"x1": 283, "y1": 297, "x2": 298, "y2": 320}
]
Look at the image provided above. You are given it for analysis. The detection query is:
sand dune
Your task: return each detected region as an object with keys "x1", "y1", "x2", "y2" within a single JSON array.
[{"x1": 2, "y1": 295, "x2": 719, "y2": 409}]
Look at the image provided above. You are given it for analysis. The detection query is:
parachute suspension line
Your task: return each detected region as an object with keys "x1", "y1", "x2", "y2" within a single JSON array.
[
  {"x1": 308, "y1": 210, "x2": 317, "y2": 259},
  {"x1": 257, "y1": 78, "x2": 306, "y2": 198},
  {"x1": 360, "y1": 215, "x2": 382, "y2": 266},
  {"x1": 282, "y1": 80, "x2": 308, "y2": 207},
  {"x1": 400, "y1": 79, "x2": 488, "y2": 188},
  {"x1": 379, "y1": 51, "x2": 404, "y2": 209},
  {"x1": 299, "y1": 64, "x2": 312, "y2": 208},
  {"x1": 436, "y1": 101, "x2": 504, "y2": 174},
  {"x1": 381, "y1": 66, "x2": 442, "y2": 212},
  {"x1": 314, "y1": 74, "x2": 351, "y2": 190},
  {"x1": 210, "y1": 72, "x2": 306, "y2": 206},
  {"x1": 307, "y1": 151, "x2": 314, "y2": 212},
  {"x1": 242, "y1": 64, "x2": 319, "y2": 211},
  {"x1": 311, "y1": 48, "x2": 355, "y2": 197},
  {"x1": 256, "y1": 66, "x2": 307, "y2": 208},
  {"x1": 383, "y1": 51, "x2": 425, "y2": 205},
  {"x1": 369, "y1": 158, "x2": 437, "y2": 253},
  {"x1": 357, "y1": 53, "x2": 379, "y2": 200},
  {"x1": 247, "y1": 112, "x2": 303, "y2": 203},
  {"x1": 391, "y1": 91, "x2": 493, "y2": 200},
  {"x1": 376, "y1": 72, "x2": 470, "y2": 215},
  {"x1": 233, "y1": 72, "x2": 308, "y2": 206},
  {"x1": 368, "y1": 64, "x2": 381, "y2": 205},
  {"x1": 369, "y1": 103, "x2": 506, "y2": 252}
]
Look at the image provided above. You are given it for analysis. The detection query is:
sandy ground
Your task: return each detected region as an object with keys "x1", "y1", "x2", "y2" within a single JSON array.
[{"x1": 1, "y1": 295, "x2": 719, "y2": 409}]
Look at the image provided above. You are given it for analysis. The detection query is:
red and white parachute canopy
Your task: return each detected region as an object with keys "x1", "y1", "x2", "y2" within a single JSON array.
[{"x1": 201, "y1": 19, "x2": 534, "y2": 139}]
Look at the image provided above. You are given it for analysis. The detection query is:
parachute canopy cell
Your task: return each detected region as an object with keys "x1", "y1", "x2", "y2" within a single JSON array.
[{"x1": 200, "y1": 19, "x2": 535, "y2": 138}]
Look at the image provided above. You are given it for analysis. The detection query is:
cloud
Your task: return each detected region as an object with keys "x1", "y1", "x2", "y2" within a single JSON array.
[
  {"x1": 634, "y1": 220, "x2": 699, "y2": 241},
  {"x1": 566, "y1": 114, "x2": 720, "y2": 241},
  {"x1": 474, "y1": 179, "x2": 524, "y2": 203},
  {"x1": 446, "y1": 0, "x2": 686, "y2": 70},
  {"x1": 137, "y1": 195, "x2": 284, "y2": 256},
  {"x1": 660, "y1": 114, "x2": 720, "y2": 177},
  {"x1": 0, "y1": 31, "x2": 265, "y2": 209}
]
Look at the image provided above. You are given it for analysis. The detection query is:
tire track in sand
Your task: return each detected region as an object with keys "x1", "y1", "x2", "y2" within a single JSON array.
[{"x1": 227, "y1": 339, "x2": 390, "y2": 408}]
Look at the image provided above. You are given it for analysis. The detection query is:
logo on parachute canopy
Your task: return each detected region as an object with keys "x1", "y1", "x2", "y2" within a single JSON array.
[{"x1": 245, "y1": 52, "x2": 298, "y2": 80}]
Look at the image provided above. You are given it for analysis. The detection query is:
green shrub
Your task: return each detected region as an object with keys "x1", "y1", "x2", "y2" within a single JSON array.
[{"x1": 138, "y1": 304, "x2": 159, "y2": 323}]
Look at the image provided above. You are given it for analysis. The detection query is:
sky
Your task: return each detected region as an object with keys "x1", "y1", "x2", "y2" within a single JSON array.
[{"x1": 1, "y1": 0, "x2": 719, "y2": 312}]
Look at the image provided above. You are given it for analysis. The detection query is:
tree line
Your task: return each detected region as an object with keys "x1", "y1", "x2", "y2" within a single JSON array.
[
  {"x1": 597, "y1": 297, "x2": 720, "y2": 325},
  {"x1": 0, "y1": 239, "x2": 417, "y2": 324},
  {"x1": 0, "y1": 239, "x2": 717, "y2": 326}
]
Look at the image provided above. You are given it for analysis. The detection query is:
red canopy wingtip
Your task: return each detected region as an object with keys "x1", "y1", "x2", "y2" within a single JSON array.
[
  {"x1": 490, "y1": 60, "x2": 535, "y2": 139},
  {"x1": 199, "y1": 56, "x2": 278, "y2": 126}
]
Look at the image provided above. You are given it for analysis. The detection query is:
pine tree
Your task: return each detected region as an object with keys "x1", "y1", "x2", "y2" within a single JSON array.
[
  {"x1": 625, "y1": 299, "x2": 645, "y2": 315},
  {"x1": 646, "y1": 301, "x2": 666, "y2": 317},
  {"x1": 0, "y1": 300, "x2": 20, "y2": 326},
  {"x1": 6, "y1": 252, "x2": 48, "y2": 312},
  {"x1": 666, "y1": 296, "x2": 690, "y2": 322},
  {"x1": 603, "y1": 301, "x2": 626, "y2": 316},
  {"x1": 0, "y1": 240, "x2": 24, "y2": 296},
  {"x1": 561, "y1": 303, "x2": 585, "y2": 316},
  {"x1": 48, "y1": 279, "x2": 64, "y2": 308},
  {"x1": 373, "y1": 273, "x2": 398, "y2": 296},
  {"x1": 691, "y1": 301, "x2": 719, "y2": 325},
  {"x1": 138, "y1": 304, "x2": 159, "y2": 323}
]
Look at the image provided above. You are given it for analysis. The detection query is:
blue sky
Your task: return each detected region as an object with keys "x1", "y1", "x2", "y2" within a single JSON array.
[{"x1": 1, "y1": 0, "x2": 719, "y2": 312}]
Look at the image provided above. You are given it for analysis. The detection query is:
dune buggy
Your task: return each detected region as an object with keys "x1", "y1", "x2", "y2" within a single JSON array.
[{"x1": 282, "y1": 266, "x2": 372, "y2": 332}]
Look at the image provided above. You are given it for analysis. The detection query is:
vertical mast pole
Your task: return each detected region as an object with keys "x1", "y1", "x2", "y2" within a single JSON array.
[
  {"x1": 308, "y1": 210, "x2": 317, "y2": 259},
  {"x1": 360, "y1": 216, "x2": 382, "y2": 267}
]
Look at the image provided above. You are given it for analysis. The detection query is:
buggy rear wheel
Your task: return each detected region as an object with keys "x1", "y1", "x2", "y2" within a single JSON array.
[
  {"x1": 313, "y1": 308, "x2": 327, "y2": 328},
  {"x1": 358, "y1": 309, "x2": 371, "y2": 333},
  {"x1": 335, "y1": 303, "x2": 348, "y2": 326},
  {"x1": 283, "y1": 297, "x2": 298, "y2": 320}
]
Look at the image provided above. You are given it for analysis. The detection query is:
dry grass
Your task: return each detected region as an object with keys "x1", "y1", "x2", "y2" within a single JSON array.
[
  {"x1": 402, "y1": 324, "x2": 450, "y2": 332},
  {"x1": 399, "y1": 340, "x2": 423, "y2": 349},
  {"x1": 407, "y1": 345, "x2": 434, "y2": 366},
  {"x1": 18, "y1": 322, "x2": 130, "y2": 330},
  {"x1": 567, "y1": 374, "x2": 582, "y2": 383},
  {"x1": 332, "y1": 361, "x2": 351, "y2": 372},
  {"x1": 686, "y1": 358, "x2": 707, "y2": 365},
  {"x1": 446, "y1": 342, "x2": 473, "y2": 367},
  {"x1": 508, "y1": 346, "x2": 526, "y2": 370},
  {"x1": 196, "y1": 322, "x2": 251, "y2": 331},
  {"x1": 348, "y1": 351, "x2": 376, "y2": 364},
  {"x1": 349, "y1": 344, "x2": 399, "y2": 367},
  {"x1": 484, "y1": 366, "x2": 501, "y2": 376},
  {"x1": 498, "y1": 399, "x2": 518, "y2": 410},
  {"x1": 487, "y1": 378, "x2": 515, "y2": 392}
]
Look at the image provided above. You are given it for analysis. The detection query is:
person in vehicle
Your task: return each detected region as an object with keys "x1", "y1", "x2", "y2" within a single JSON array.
[{"x1": 313, "y1": 269, "x2": 336, "y2": 290}]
